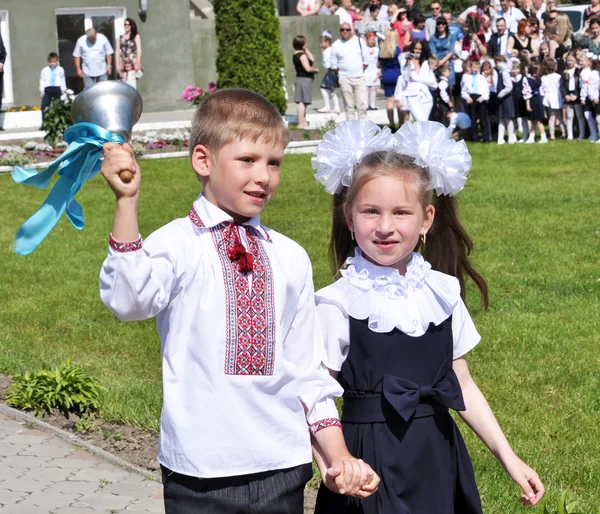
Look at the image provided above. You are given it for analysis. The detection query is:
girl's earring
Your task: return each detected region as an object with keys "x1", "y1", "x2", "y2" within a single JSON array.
[
  {"x1": 421, "y1": 232, "x2": 426, "y2": 246},
  {"x1": 350, "y1": 230, "x2": 355, "y2": 241}
]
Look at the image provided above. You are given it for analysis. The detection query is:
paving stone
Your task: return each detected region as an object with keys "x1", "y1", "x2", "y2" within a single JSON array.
[
  {"x1": 46, "y1": 456, "x2": 100, "y2": 470},
  {"x1": 0, "y1": 489, "x2": 28, "y2": 505},
  {"x1": 17, "y1": 491, "x2": 82, "y2": 509},
  {"x1": 20, "y1": 466, "x2": 74, "y2": 482},
  {"x1": 102, "y1": 482, "x2": 162, "y2": 498},
  {"x1": 0, "y1": 444, "x2": 28, "y2": 457},
  {"x1": 68, "y1": 468, "x2": 129, "y2": 484},
  {"x1": 77, "y1": 493, "x2": 137, "y2": 510},
  {"x1": 3, "y1": 455, "x2": 53, "y2": 469},
  {"x1": 125, "y1": 498, "x2": 165, "y2": 513},
  {"x1": 20, "y1": 443, "x2": 73, "y2": 458},
  {"x1": 0, "y1": 477, "x2": 53, "y2": 493},
  {"x1": 52, "y1": 509, "x2": 99, "y2": 514},
  {"x1": 1, "y1": 433, "x2": 52, "y2": 445},
  {"x1": 0, "y1": 466, "x2": 26, "y2": 481},
  {"x1": 0, "y1": 506, "x2": 50, "y2": 514},
  {"x1": 41, "y1": 481, "x2": 99, "y2": 496}
]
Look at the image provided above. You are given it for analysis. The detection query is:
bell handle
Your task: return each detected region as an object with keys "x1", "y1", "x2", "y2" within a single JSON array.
[{"x1": 119, "y1": 170, "x2": 134, "y2": 183}]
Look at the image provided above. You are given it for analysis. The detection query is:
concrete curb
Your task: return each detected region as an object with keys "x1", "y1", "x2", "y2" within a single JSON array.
[
  {"x1": 0, "y1": 140, "x2": 322, "y2": 173},
  {"x1": 0, "y1": 402, "x2": 160, "y2": 482}
]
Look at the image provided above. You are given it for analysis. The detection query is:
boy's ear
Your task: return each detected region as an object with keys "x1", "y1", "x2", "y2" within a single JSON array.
[{"x1": 191, "y1": 144, "x2": 211, "y2": 180}]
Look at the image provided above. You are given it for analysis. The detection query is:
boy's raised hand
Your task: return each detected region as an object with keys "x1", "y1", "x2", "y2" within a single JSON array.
[
  {"x1": 101, "y1": 143, "x2": 141, "y2": 200},
  {"x1": 323, "y1": 458, "x2": 380, "y2": 498}
]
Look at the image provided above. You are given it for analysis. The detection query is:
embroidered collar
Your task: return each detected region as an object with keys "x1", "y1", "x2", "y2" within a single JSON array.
[
  {"x1": 189, "y1": 194, "x2": 270, "y2": 241},
  {"x1": 316, "y1": 249, "x2": 461, "y2": 336}
]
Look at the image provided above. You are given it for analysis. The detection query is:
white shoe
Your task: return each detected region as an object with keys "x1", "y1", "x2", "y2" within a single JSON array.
[
  {"x1": 525, "y1": 134, "x2": 535, "y2": 144},
  {"x1": 518, "y1": 138, "x2": 525, "y2": 143},
  {"x1": 539, "y1": 135, "x2": 548, "y2": 144},
  {"x1": 497, "y1": 140, "x2": 505, "y2": 145},
  {"x1": 508, "y1": 135, "x2": 518, "y2": 144},
  {"x1": 333, "y1": 107, "x2": 341, "y2": 114},
  {"x1": 595, "y1": 139, "x2": 600, "y2": 144},
  {"x1": 567, "y1": 137, "x2": 573, "y2": 141},
  {"x1": 317, "y1": 107, "x2": 331, "y2": 113}
]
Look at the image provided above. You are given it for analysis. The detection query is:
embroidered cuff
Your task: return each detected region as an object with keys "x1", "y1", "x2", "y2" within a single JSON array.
[
  {"x1": 309, "y1": 418, "x2": 342, "y2": 434},
  {"x1": 109, "y1": 234, "x2": 143, "y2": 253}
]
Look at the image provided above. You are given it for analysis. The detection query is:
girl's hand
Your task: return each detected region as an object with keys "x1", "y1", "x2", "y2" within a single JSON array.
[
  {"x1": 101, "y1": 143, "x2": 141, "y2": 200},
  {"x1": 503, "y1": 456, "x2": 544, "y2": 506},
  {"x1": 323, "y1": 458, "x2": 379, "y2": 497},
  {"x1": 527, "y1": 105, "x2": 532, "y2": 112}
]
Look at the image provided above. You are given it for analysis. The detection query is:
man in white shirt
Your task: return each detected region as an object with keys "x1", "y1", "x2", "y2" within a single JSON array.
[
  {"x1": 335, "y1": 0, "x2": 354, "y2": 25},
  {"x1": 533, "y1": 0, "x2": 546, "y2": 23},
  {"x1": 73, "y1": 28, "x2": 114, "y2": 89},
  {"x1": 331, "y1": 23, "x2": 367, "y2": 120},
  {"x1": 492, "y1": 0, "x2": 524, "y2": 33}
]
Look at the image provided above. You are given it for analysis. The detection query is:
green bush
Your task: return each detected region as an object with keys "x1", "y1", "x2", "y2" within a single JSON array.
[
  {"x1": 42, "y1": 90, "x2": 75, "y2": 146},
  {"x1": 214, "y1": 0, "x2": 287, "y2": 113},
  {"x1": 6, "y1": 359, "x2": 105, "y2": 416}
]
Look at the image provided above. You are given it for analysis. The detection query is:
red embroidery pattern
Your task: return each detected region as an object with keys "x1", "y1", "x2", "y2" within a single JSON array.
[
  {"x1": 309, "y1": 418, "x2": 342, "y2": 434},
  {"x1": 189, "y1": 208, "x2": 276, "y2": 376},
  {"x1": 109, "y1": 234, "x2": 142, "y2": 253}
]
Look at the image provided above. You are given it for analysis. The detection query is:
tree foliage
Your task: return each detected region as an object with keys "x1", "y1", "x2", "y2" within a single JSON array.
[{"x1": 214, "y1": 0, "x2": 287, "y2": 113}]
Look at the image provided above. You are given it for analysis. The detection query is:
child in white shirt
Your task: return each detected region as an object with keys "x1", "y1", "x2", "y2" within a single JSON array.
[
  {"x1": 39, "y1": 52, "x2": 66, "y2": 125},
  {"x1": 578, "y1": 54, "x2": 600, "y2": 142},
  {"x1": 461, "y1": 60, "x2": 491, "y2": 142},
  {"x1": 99, "y1": 89, "x2": 378, "y2": 514},
  {"x1": 540, "y1": 58, "x2": 566, "y2": 140}
]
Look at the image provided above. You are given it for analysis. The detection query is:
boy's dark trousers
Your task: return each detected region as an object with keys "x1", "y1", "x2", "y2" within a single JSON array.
[
  {"x1": 41, "y1": 86, "x2": 62, "y2": 121},
  {"x1": 468, "y1": 94, "x2": 491, "y2": 142},
  {"x1": 161, "y1": 463, "x2": 312, "y2": 514}
]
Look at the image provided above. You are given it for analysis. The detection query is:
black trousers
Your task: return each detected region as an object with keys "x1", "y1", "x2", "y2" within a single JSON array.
[
  {"x1": 41, "y1": 86, "x2": 63, "y2": 121},
  {"x1": 161, "y1": 463, "x2": 313, "y2": 514},
  {"x1": 0, "y1": 73, "x2": 4, "y2": 114},
  {"x1": 468, "y1": 94, "x2": 491, "y2": 142}
]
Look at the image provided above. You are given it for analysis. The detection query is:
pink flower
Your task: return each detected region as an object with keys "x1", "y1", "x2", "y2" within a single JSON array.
[{"x1": 208, "y1": 82, "x2": 217, "y2": 93}]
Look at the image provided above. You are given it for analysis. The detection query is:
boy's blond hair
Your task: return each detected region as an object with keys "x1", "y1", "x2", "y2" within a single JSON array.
[{"x1": 189, "y1": 88, "x2": 290, "y2": 157}]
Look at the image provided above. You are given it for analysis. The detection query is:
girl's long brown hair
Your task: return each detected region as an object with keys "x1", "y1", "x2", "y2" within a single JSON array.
[{"x1": 329, "y1": 151, "x2": 489, "y2": 309}]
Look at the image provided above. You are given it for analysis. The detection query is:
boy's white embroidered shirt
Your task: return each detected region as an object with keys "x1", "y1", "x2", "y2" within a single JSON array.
[
  {"x1": 100, "y1": 194, "x2": 342, "y2": 478},
  {"x1": 316, "y1": 250, "x2": 480, "y2": 371}
]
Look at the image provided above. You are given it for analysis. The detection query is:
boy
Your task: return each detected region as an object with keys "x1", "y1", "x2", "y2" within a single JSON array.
[
  {"x1": 99, "y1": 88, "x2": 378, "y2": 513},
  {"x1": 39, "y1": 52, "x2": 66, "y2": 126},
  {"x1": 461, "y1": 59, "x2": 492, "y2": 142}
]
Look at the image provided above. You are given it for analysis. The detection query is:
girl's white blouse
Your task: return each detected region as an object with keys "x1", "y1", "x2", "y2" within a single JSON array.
[
  {"x1": 316, "y1": 250, "x2": 481, "y2": 371},
  {"x1": 100, "y1": 195, "x2": 342, "y2": 478}
]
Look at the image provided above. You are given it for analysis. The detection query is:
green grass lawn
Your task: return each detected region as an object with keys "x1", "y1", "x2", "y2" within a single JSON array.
[{"x1": 1, "y1": 142, "x2": 599, "y2": 511}]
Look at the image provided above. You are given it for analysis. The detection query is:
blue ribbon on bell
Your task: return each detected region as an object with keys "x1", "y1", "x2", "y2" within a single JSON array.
[{"x1": 11, "y1": 122, "x2": 123, "y2": 256}]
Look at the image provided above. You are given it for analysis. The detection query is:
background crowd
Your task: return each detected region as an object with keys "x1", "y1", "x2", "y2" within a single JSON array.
[{"x1": 294, "y1": 0, "x2": 600, "y2": 143}]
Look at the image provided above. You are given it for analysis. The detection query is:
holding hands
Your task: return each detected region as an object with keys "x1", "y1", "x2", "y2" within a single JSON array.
[{"x1": 322, "y1": 456, "x2": 379, "y2": 498}]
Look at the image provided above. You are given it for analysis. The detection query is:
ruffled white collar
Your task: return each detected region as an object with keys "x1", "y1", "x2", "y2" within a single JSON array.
[{"x1": 316, "y1": 250, "x2": 461, "y2": 336}]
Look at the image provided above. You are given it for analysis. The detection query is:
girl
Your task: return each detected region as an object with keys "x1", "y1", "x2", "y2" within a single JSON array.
[
  {"x1": 495, "y1": 55, "x2": 516, "y2": 144},
  {"x1": 579, "y1": 53, "x2": 600, "y2": 142},
  {"x1": 395, "y1": 40, "x2": 438, "y2": 121},
  {"x1": 390, "y1": 4, "x2": 412, "y2": 52},
  {"x1": 378, "y1": 30, "x2": 402, "y2": 126},
  {"x1": 510, "y1": 58, "x2": 530, "y2": 142},
  {"x1": 507, "y1": 19, "x2": 535, "y2": 58},
  {"x1": 540, "y1": 58, "x2": 567, "y2": 140},
  {"x1": 363, "y1": 33, "x2": 381, "y2": 111},
  {"x1": 523, "y1": 62, "x2": 548, "y2": 143},
  {"x1": 311, "y1": 119, "x2": 545, "y2": 514},
  {"x1": 292, "y1": 34, "x2": 319, "y2": 129},
  {"x1": 563, "y1": 52, "x2": 585, "y2": 140},
  {"x1": 318, "y1": 31, "x2": 341, "y2": 114}
]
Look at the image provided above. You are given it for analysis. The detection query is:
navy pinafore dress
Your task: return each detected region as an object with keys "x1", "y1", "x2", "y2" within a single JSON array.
[{"x1": 314, "y1": 316, "x2": 483, "y2": 514}]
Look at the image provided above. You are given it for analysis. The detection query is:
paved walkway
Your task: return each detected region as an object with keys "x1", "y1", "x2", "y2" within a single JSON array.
[{"x1": 0, "y1": 413, "x2": 164, "y2": 514}]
